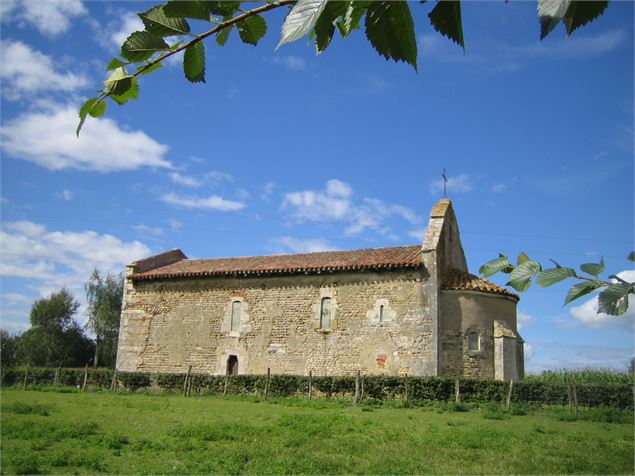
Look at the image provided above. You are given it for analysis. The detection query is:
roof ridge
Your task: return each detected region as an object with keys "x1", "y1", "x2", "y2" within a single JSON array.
[{"x1": 183, "y1": 243, "x2": 421, "y2": 263}]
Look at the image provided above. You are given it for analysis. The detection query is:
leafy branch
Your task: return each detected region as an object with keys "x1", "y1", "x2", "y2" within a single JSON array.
[
  {"x1": 78, "y1": 0, "x2": 609, "y2": 134},
  {"x1": 479, "y1": 252, "x2": 635, "y2": 316}
]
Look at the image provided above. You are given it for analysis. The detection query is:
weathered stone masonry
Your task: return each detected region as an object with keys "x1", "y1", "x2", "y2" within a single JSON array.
[{"x1": 116, "y1": 199, "x2": 525, "y2": 380}]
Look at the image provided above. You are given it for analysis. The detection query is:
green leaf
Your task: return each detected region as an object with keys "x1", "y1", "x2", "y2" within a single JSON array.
[
  {"x1": 103, "y1": 67, "x2": 133, "y2": 95},
  {"x1": 278, "y1": 0, "x2": 329, "y2": 49},
  {"x1": 216, "y1": 15, "x2": 234, "y2": 46},
  {"x1": 139, "y1": 5, "x2": 190, "y2": 37},
  {"x1": 121, "y1": 31, "x2": 169, "y2": 62},
  {"x1": 428, "y1": 0, "x2": 464, "y2": 49},
  {"x1": 365, "y1": 1, "x2": 418, "y2": 71},
  {"x1": 598, "y1": 282, "x2": 633, "y2": 316},
  {"x1": 627, "y1": 251, "x2": 635, "y2": 262},
  {"x1": 314, "y1": 1, "x2": 349, "y2": 53},
  {"x1": 479, "y1": 255, "x2": 511, "y2": 278},
  {"x1": 77, "y1": 97, "x2": 105, "y2": 136},
  {"x1": 564, "y1": 280, "x2": 604, "y2": 305},
  {"x1": 517, "y1": 252, "x2": 530, "y2": 265},
  {"x1": 183, "y1": 42, "x2": 205, "y2": 83},
  {"x1": 237, "y1": 14, "x2": 267, "y2": 46},
  {"x1": 216, "y1": 26, "x2": 233, "y2": 46},
  {"x1": 562, "y1": 1, "x2": 608, "y2": 36},
  {"x1": 507, "y1": 260, "x2": 542, "y2": 292},
  {"x1": 336, "y1": 1, "x2": 368, "y2": 37},
  {"x1": 538, "y1": 0, "x2": 608, "y2": 40},
  {"x1": 110, "y1": 77, "x2": 139, "y2": 105},
  {"x1": 549, "y1": 258, "x2": 563, "y2": 268},
  {"x1": 538, "y1": 0, "x2": 571, "y2": 39},
  {"x1": 163, "y1": 1, "x2": 211, "y2": 21},
  {"x1": 536, "y1": 267, "x2": 576, "y2": 288},
  {"x1": 136, "y1": 62, "x2": 163, "y2": 75},
  {"x1": 580, "y1": 257, "x2": 605, "y2": 277},
  {"x1": 106, "y1": 58, "x2": 128, "y2": 71},
  {"x1": 209, "y1": 2, "x2": 241, "y2": 17}
]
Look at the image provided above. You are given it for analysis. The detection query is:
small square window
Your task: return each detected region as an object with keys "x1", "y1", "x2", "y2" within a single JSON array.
[{"x1": 468, "y1": 332, "x2": 480, "y2": 352}]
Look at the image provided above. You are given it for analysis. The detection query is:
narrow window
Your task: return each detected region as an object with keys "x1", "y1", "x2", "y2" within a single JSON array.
[
  {"x1": 468, "y1": 332, "x2": 480, "y2": 351},
  {"x1": 231, "y1": 300, "x2": 242, "y2": 332},
  {"x1": 379, "y1": 304, "x2": 385, "y2": 324},
  {"x1": 320, "y1": 297, "x2": 332, "y2": 329}
]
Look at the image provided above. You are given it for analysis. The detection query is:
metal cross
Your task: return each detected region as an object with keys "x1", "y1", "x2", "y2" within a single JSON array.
[{"x1": 442, "y1": 168, "x2": 448, "y2": 198}]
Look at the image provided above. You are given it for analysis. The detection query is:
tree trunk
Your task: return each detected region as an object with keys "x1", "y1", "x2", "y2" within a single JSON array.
[{"x1": 93, "y1": 338, "x2": 100, "y2": 368}]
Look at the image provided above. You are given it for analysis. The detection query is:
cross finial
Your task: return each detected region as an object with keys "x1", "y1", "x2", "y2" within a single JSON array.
[{"x1": 442, "y1": 168, "x2": 448, "y2": 198}]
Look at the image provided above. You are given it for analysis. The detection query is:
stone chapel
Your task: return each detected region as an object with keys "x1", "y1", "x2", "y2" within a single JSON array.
[{"x1": 116, "y1": 199, "x2": 524, "y2": 381}]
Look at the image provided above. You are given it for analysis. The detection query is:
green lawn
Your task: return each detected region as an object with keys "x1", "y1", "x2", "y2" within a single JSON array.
[{"x1": 1, "y1": 388, "x2": 632, "y2": 475}]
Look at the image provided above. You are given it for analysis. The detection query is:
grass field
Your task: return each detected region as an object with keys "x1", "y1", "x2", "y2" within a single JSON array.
[{"x1": 1, "y1": 388, "x2": 633, "y2": 475}]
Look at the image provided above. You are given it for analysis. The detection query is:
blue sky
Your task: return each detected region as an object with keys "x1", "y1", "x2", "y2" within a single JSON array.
[{"x1": 1, "y1": 1, "x2": 633, "y2": 373}]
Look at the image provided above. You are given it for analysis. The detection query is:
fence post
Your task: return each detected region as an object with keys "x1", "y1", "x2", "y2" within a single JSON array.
[
  {"x1": 223, "y1": 371, "x2": 230, "y2": 397},
  {"x1": 54, "y1": 365, "x2": 61, "y2": 385},
  {"x1": 183, "y1": 365, "x2": 192, "y2": 397},
  {"x1": 404, "y1": 373, "x2": 409, "y2": 403},
  {"x1": 360, "y1": 375, "x2": 365, "y2": 402},
  {"x1": 353, "y1": 370, "x2": 360, "y2": 405},
  {"x1": 110, "y1": 369, "x2": 118, "y2": 390},
  {"x1": 572, "y1": 383, "x2": 579, "y2": 418},
  {"x1": 22, "y1": 364, "x2": 29, "y2": 389},
  {"x1": 455, "y1": 378, "x2": 460, "y2": 404},
  {"x1": 308, "y1": 370, "x2": 313, "y2": 399},
  {"x1": 82, "y1": 363, "x2": 88, "y2": 391},
  {"x1": 506, "y1": 379, "x2": 514, "y2": 410},
  {"x1": 264, "y1": 367, "x2": 271, "y2": 400}
]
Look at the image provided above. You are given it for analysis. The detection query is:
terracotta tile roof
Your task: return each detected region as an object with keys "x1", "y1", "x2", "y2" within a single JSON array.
[
  {"x1": 442, "y1": 268, "x2": 519, "y2": 300},
  {"x1": 131, "y1": 245, "x2": 424, "y2": 280}
]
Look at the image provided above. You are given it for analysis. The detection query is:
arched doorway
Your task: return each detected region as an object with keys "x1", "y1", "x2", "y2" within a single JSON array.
[{"x1": 227, "y1": 355, "x2": 239, "y2": 375}]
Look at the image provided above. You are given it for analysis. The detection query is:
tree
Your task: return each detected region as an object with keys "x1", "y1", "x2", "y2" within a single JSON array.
[
  {"x1": 0, "y1": 329, "x2": 19, "y2": 370},
  {"x1": 77, "y1": 0, "x2": 609, "y2": 134},
  {"x1": 17, "y1": 289, "x2": 94, "y2": 367},
  {"x1": 85, "y1": 270, "x2": 124, "y2": 368},
  {"x1": 480, "y1": 252, "x2": 635, "y2": 316}
]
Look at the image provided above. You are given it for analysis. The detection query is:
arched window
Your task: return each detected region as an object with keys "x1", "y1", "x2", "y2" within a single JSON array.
[
  {"x1": 379, "y1": 304, "x2": 385, "y2": 324},
  {"x1": 320, "y1": 297, "x2": 332, "y2": 329},
  {"x1": 230, "y1": 300, "x2": 242, "y2": 332},
  {"x1": 468, "y1": 331, "x2": 480, "y2": 352}
]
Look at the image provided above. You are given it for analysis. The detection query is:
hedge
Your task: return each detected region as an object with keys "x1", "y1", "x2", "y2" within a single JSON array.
[{"x1": 2, "y1": 367, "x2": 632, "y2": 409}]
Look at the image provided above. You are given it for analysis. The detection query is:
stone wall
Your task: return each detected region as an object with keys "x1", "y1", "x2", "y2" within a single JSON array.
[
  {"x1": 438, "y1": 290, "x2": 518, "y2": 379},
  {"x1": 116, "y1": 269, "x2": 437, "y2": 376}
]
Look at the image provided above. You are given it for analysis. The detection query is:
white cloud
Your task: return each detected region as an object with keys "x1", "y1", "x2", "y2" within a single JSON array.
[
  {"x1": 235, "y1": 188, "x2": 251, "y2": 200},
  {"x1": 491, "y1": 183, "x2": 507, "y2": 193},
  {"x1": 508, "y1": 30, "x2": 627, "y2": 59},
  {"x1": 169, "y1": 172, "x2": 202, "y2": 188},
  {"x1": 0, "y1": 220, "x2": 151, "y2": 326},
  {"x1": 282, "y1": 179, "x2": 421, "y2": 236},
  {"x1": 167, "y1": 219, "x2": 182, "y2": 232},
  {"x1": 56, "y1": 189, "x2": 74, "y2": 201},
  {"x1": 569, "y1": 270, "x2": 635, "y2": 329},
  {"x1": 273, "y1": 237, "x2": 338, "y2": 254},
  {"x1": 524, "y1": 342, "x2": 534, "y2": 361},
  {"x1": 1, "y1": 0, "x2": 86, "y2": 36},
  {"x1": 161, "y1": 192, "x2": 245, "y2": 211},
  {"x1": 0, "y1": 40, "x2": 89, "y2": 100},
  {"x1": 0, "y1": 105, "x2": 172, "y2": 172},
  {"x1": 110, "y1": 13, "x2": 143, "y2": 50},
  {"x1": 272, "y1": 55, "x2": 306, "y2": 71},
  {"x1": 1, "y1": 293, "x2": 32, "y2": 307},
  {"x1": 133, "y1": 224, "x2": 164, "y2": 237},
  {"x1": 517, "y1": 311, "x2": 533, "y2": 331},
  {"x1": 429, "y1": 173, "x2": 474, "y2": 195}
]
